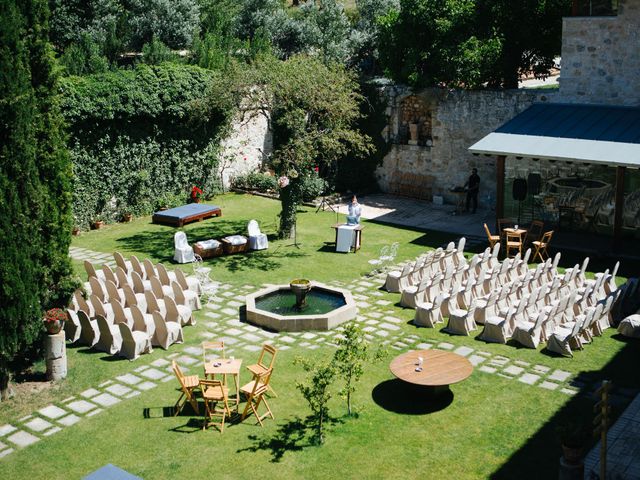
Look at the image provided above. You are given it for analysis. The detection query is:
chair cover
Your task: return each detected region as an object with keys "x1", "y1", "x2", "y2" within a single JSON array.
[
  {"x1": 247, "y1": 220, "x2": 268, "y2": 250},
  {"x1": 224, "y1": 235, "x2": 248, "y2": 246},
  {"x1": 174, "y1": 232, "x2": 195, "y2": 264}
]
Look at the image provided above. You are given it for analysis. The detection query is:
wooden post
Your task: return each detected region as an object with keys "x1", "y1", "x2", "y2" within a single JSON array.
[
  {"x1": 495, "y1": 155, "x2": 506, "y2": 227},
  {"x1": 612, "y1": 166, "x2": 625, "y2": 251},
  {"x1": 593, "y1": 380, "x2": 612, "y2": 480},
  {"x1": 45, "y1": 331, "x2": 67, "y2": 381}
]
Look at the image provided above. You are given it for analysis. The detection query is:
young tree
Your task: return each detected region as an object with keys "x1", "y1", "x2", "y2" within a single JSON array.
[
  {"x1": 0, "y1": 0, "x2": 74, "y2": 400},
  {"x1": 295, "y1": 356, "x2": 336, "y2": 445},
  {"x1": 258, "y1": 55, "x2": 372, "y2": 238},
  {"x1": 333, "y1": 323, "x2": 384, "y2": 416}
]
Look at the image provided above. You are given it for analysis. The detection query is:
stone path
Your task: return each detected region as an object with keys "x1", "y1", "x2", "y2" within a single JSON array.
[{"x1": 0, "y1": 252, "x2": 625, "y2": 461}]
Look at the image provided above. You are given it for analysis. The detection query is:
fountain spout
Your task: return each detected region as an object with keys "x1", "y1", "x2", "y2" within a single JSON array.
[{"x1": 290, "y1": 279, "x2": 312, "y2": 310}]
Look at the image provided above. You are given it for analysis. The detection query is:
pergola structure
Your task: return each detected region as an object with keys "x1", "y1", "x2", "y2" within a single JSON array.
[{"x1": 469, "y1": 103, "x2": 640, "y2": 249}]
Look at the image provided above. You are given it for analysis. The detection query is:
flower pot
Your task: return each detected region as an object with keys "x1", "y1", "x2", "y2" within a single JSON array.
[
  {"x1": 72, "y1": 227, "x2": 80, "y2": 236},
  {"x1": 91, "y1": 220, "x2": 105, "y2": 230},
  {"x1": 45, "y1": 319, "x2": 64, "y2": 335},
  {"x1": 122, "y1": 213, "x2": 133, "y2": 223},
  {"x1": 193, "y1": 198, "x2": 201, "y2": 203}
]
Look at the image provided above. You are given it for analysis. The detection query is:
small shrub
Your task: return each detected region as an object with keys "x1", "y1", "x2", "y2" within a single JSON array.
[
  {"x1": 232, "y1": 172, "x2": 278, "y2": 193},
  {"x1": 294, "y1": 356, "x2": 336, "y2": 445},
  {"x1": 300, "y1": 174, "x2": 326, "y2": 202}
]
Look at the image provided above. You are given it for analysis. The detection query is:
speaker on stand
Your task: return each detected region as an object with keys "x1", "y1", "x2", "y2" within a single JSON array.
[{"x1": 512, "y1": 178, "x2": 528, "y2": 225}]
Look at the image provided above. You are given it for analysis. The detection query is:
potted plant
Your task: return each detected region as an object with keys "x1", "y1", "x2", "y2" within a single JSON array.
[
  {"x1": 91, "y1": 215, "x2": 105, "y2": 229},
  {"x1": 191, "y1": 185, "x2": 203, "y2": 203},
  {"x1": 72, "y1": 225, "x2": 81, "y2": 236},
  {"x1": 557, "y1": 421, "x2": 588, "y2": 465},
  {"x1": 122, "y1": 212, "x2": 133, "y2": 223},
  {"x1": 43, "y1": 308, "x2": 66, "y2": 335}
]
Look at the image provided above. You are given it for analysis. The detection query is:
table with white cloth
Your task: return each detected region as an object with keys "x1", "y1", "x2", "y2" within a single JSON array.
[{"x1": 332, "y1": 223, "x2": 363, "y2": 253}]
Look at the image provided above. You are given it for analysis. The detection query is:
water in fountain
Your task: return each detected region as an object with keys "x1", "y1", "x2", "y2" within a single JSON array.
[{"x1": 255, "y1": 288, "x2": 346, "y2": 316}]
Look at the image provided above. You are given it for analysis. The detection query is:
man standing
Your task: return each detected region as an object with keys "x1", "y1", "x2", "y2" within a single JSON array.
[{"x1": 465, "y1": 168, "x2": 480, "y2": 214}]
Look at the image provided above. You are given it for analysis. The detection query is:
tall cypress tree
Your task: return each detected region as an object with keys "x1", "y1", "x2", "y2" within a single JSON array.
[{"x1": 0, "y1": 0, "x2": 74, "y2": 400}]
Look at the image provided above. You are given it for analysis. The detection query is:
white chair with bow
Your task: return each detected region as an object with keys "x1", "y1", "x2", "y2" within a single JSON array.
[
  {"x1": 247, "y1": 219, "x2": 268, "y2": 251},
  {"x1": 173, "y1": 231, "x2": 195, "y2": 264}
]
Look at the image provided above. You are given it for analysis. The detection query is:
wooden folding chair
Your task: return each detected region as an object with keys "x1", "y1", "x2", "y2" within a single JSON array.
[
  {"x1": 172, "y1": 360, "x2": 200, "y2": 416},
  {"x1": 532, "y1": 230, "x2": 554, "y2": 262},
  {"x1": 524, "y1": 220, "x2": 544, "y2": 248},
  {"x1": 505, "y1": 231, "x2": 522, "y2": 258},
  {"x1": 240, "y1": 368, "x2": 274, "y2": 427},
  {"x1": 202, "y1": 340, "x2": 225, "y2": 380},
  {"x1": 483, "y1": 223, "x2": 500, "y2": 249},
  {"x1": 247, "y1": 344, "x2": 278, "y2": 397},
  {"x1": 200, "y1": 379, "x2": 231, "y2": 433}
]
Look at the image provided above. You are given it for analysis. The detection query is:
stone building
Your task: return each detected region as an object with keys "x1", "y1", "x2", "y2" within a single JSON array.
[{"x1": 470, "y1": 0, "x2": 640, "y2": 250}]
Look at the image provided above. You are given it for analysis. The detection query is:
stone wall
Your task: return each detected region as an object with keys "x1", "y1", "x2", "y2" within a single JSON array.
[
  {"x1": 376, "y1": 87, "x2": 558, "y2": 208},
  {"x1": 559, "y1": 0, "x2": 640, "y2": 106},
  {"x1": 218, "y1": 108, "x2": 272, "y2": 188}
]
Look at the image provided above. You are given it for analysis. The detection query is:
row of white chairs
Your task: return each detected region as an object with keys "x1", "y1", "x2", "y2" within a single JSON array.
[
  {"x1": 368, "y1": 242, "x2": 400, "y2": 275},
  {"x1": 389, "y1": 238, "x2": 622, "y2": 356},
  {"x1": 67, "y1": 255, "x2": 204, "y2": 360}
]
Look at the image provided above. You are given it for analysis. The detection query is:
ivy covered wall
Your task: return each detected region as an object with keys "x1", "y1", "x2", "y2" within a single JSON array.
[{"x1": 60, "y1": 63, "x2": 234, "y2": 228}]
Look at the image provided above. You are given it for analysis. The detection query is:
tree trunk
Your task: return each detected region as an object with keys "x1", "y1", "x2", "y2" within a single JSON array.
[
  {"x1": 347, "y1": 389, "x2": 352, "y2": 416},
  {"x1": 279, "y1": 184, "x2": 297, "y2": 239}
]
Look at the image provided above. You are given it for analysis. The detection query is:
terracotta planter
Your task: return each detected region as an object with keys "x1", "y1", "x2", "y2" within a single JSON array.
[
  {"x1": 91, "y1": 220, "x2": 105, "y2": 230},
  {"x1": 192, "y1": 198, "x2": 201, "y2": 203},
  {"x1": 122, "y1": 213, "x2": 133, "y2": 223},
  {"x1": 45, "y1": 319, "x2": 64, "y2": 335},
  {"x1": 72, "y1": 227, "x2": 80, "y2": 236}
]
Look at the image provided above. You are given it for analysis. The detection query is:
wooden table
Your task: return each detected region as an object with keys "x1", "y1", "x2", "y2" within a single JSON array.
[
  {"x1": 332, "y1": 223, "x2": 363, "y2": 252},
  {"x1": 204, "y1": 358, "x2": 242, "y2": 411},
  {"x1": 389, "y1": 350, "x2": 473, "y2": 395},
  {"x1": 503, "y1": 227, "x2": 528, "y2": 257}
]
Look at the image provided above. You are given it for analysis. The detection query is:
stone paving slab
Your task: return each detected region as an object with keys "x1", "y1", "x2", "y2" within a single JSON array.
[
  {"x1": 0, "y1": 448, "x2": 13, "y2": 458},
  {"x1": 57, "y1": 414, "x2": 81, "y2": 427},
  {"x1": 92, "y1": 393, "x2": 121, "y2": 407},
  {"x1": 24, "y1": 418, "x2": 53, "y2": 433},
  {"x1": 67, "y1": 400, "x2": 97, "y2": 414},
  {"x1": 468, "y1": 354, "x2": 486, "y2": 366},
  {"x1": 479, "y1": 366, "x2": 496, "y2": 374},
  {"x1": 43, "y1": 427, "x2": 62, "y2": 437},
  {"x1": 137, "y1": 381, "x2": 157, "y2": 391},
  {"x1": 140, "y1": 368, "x2": 167, "y2": 380},
  {"x1": 454, "y1": 346, "x2": 474, "y2": 357},
  {"x1": 549, "y1": 370, "x2": 571, "y2": 382},
  {"x1": 116, "y1": 374, "x2": 144, "y2": 386},
  {"x1": 105, "y1": 384, "x2": 132, "y2": 397},
  {"x1": 6, "y1": 431, "x2": 39, "y2": 448},
  {"x1": 518, "y1": 373, "x2": 540, "y2": 385},
  {"x1": 0, "y1": 425, "x2": 17, "y2": 437},
  {"x1": 504, "y1": 365, "x2": 524, "y2": 376},
  {"x1": 38, "y1": 405, "x2": 67, "y2": 420},
  {"x1": 539, "y1": 381, "x2": 559, "y2": 391},
  {"x1": 437, "y1": 342, "x2": 454, "y2": 350}
]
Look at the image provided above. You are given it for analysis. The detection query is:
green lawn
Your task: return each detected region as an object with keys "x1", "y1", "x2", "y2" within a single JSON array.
[{"x1": 1, "y1": 193, "x2": 637, "y2": 479}]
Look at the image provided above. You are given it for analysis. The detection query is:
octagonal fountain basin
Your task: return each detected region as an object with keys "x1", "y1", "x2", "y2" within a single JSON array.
[
  {"x1": 245, "y1": 282, "x2": 357, "y2": 332},
  {"x1": 548, "y1": 177, "x2": 610, "y2": 196}
]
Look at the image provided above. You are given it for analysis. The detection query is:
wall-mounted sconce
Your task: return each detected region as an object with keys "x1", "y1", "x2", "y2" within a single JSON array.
[{"x1": 425, "y1": 137, "x2": 433, "y2": 147}]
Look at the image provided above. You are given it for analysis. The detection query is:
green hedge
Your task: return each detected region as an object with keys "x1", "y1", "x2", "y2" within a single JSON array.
[{"x1": 59, "y1": 63, "x2": 233, "y2": 228}]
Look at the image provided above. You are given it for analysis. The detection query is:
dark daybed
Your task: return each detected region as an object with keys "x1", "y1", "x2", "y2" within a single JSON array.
[{"x1": 152, "y1": 203, "x2": 222, "y2": 227}]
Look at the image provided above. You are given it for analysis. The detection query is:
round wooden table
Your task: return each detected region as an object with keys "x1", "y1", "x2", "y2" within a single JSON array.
[{"x1": 389, "y1": 349, "x2": 473, "y2": 395}]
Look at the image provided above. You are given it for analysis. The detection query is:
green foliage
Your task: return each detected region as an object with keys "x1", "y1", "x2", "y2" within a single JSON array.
[
  {"x1": 294, "y1": 356, "x2": 336, "y2": 445},
  {"x1": 231, "y1": 172, "x2": 278, "y2": 193},
  {"x1": 59, "y1": 63, "x2": 235, "y2": 227},
  {"x1": 0, "y1": 0, "x2": 74, "y2": 398},
  {"x1": 333, "y1": 323, "x2": 385, "y2": 415},
  {"x1": 299, "y1": 0, "x2": 355, "y2": 65},
  {"x1": 127, "y1": 0, "x2": 201, "y2": 50},
  {"x1": 141, "y1": 37, "x2": 178, "y2": 65},
  {"x1": 299, "y1": 172, "x2": 326, "y2": 202},
  {"x1": 59, "y1": 33, "x2": 110, "y2": 75},
  {"x1": 378, "y1": 0, "x2": 569, "y2": 88}
]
